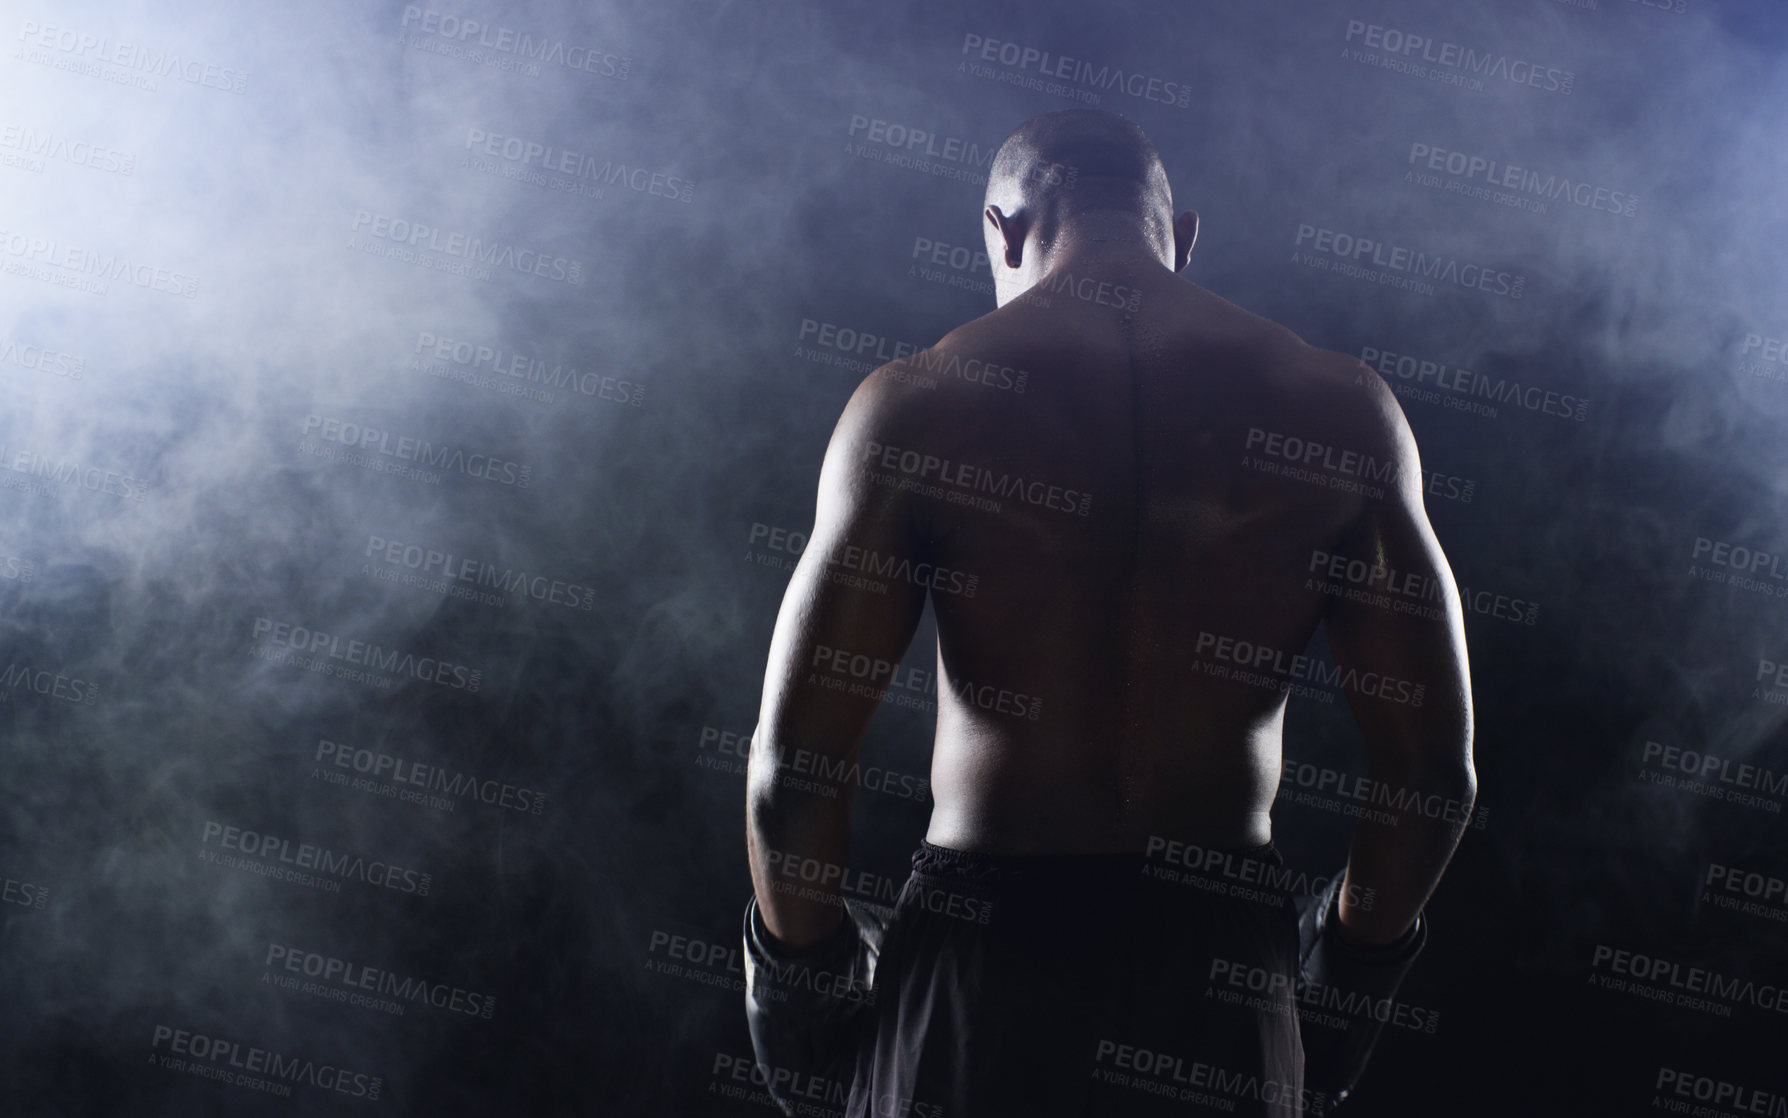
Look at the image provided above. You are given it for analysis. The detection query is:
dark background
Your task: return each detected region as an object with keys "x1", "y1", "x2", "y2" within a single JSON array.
[{"x1": 0, "y1": 0, "x2": 1784, "y2": 1113}]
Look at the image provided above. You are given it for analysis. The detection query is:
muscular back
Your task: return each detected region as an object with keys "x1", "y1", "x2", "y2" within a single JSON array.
[{"x1": 882, "y1": 263, "x2": 1396, "y2": 854}]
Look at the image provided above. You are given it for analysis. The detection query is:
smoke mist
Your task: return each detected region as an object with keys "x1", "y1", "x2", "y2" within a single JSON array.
[{"x1": 0, "y1": 0, "x2": 1784, "y2": 1113}]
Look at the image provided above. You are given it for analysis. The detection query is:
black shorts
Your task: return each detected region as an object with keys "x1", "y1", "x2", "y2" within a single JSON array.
[{"x1": 845, "y1": 840, "x2": 1310, "y2": 1118}]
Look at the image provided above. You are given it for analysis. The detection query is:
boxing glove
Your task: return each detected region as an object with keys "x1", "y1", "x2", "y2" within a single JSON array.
[
  {"x1": 1294, "y1": 871, "x2": 1427, "y2": 1108},
  {"x1": 742, "y1": 895, "x2": 889, "y2": 1116}
]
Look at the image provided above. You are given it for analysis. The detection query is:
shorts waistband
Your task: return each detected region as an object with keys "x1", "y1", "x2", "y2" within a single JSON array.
[{"x1": 911, "y1": 838, "x2": 1281, "y2": 884}]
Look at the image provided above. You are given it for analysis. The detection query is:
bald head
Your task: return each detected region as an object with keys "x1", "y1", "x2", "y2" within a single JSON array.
[
  {"x1": 985, "y1": 110, "x2": 1171, "y2": 224},
  {"x1": 980, "y1": 110, "x2": 1196, "y2": 306}
]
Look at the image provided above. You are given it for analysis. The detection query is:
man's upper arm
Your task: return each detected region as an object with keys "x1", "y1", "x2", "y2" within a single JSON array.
[
  {"x1": 754, "y1": 370, "x2": 931, "y2": 764},
  {"x1": 1321, "y1": 364, "x2": 1474, "y2": 772}
]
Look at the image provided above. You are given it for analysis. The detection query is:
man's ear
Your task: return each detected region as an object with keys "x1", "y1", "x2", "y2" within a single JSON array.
[
  {"x1": 985, "y1": 205, "x2": 1025, "y2": 270},
  {"x1": 1172, "y1": 210, "x2": 1200, "y2": 273}
]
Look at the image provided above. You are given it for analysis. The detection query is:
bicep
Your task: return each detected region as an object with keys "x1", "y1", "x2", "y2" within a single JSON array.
[
  {"x1": 1320, "y1": 389, "x2": 1472, "y2": 763},
  {"x1": 756, "y1": 382, "x2": 930, "y2": 756}
]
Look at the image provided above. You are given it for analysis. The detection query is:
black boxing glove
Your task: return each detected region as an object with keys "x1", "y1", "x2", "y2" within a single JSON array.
[
  {"x1": 1294, "y1": 871, "x2": 1427, "y2": 1108},
  {"x1": 742, "y1": 895, "x2": 889, "y2": 1116}
]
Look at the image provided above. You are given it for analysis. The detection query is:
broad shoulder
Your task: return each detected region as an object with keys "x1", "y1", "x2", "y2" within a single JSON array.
[
  {"x1": 1286, "y1": 342, "x2": 1424, "y2": 491},
  {"x1": 824, "y1": 337, "x2": 970, "y2": 464},
  {"x1": 837, "y1": 312, "x2": 1032, "y2": 437}
]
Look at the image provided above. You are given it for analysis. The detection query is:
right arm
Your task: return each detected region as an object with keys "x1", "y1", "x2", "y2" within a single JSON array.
[{"x1": 1321, "y1": 364, "x2": 1477, "y2": 946}]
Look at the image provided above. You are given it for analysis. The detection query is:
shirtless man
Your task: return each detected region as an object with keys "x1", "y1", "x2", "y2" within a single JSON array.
[{"x1": 744, "y1": 110, "x2": 1475, "y2": 1117}]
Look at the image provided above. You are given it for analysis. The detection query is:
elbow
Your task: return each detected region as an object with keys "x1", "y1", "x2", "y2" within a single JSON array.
[
  {"x1": 1369, "y1": 731, "x2": 1475, "y2": 805},
  {"x1": 1454, "y1": 718, "x2": 1478, "y2": 807},
  {"x1": 1452, "y1": 760, "x2": 1478, "y2": 816},
  {"x1": 1434, "y1": 735, "x2": 1477, "y2": 820},
  {"x1": 1424, "y1": 709, "x2": 1476, "y2": 807},
  {"x1": 1429, "y1": 725, "x2": 1476, "y2": 804},
  {"x1": 1414, "y1": 757, "x2": 1474, "y2": 807}
]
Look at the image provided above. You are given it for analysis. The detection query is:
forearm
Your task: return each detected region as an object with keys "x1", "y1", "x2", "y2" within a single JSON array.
[
  {"x1": 1336, "y1": 758, "x2": 1475, "y2": 946},
  {"x1": 746, "y1": 729, "x2": 854, "y2": 950}
]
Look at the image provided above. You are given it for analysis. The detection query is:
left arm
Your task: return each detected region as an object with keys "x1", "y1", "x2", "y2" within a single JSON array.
[{"x1": 746, "y1": 371, "x2": 930, "y2": 950}]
